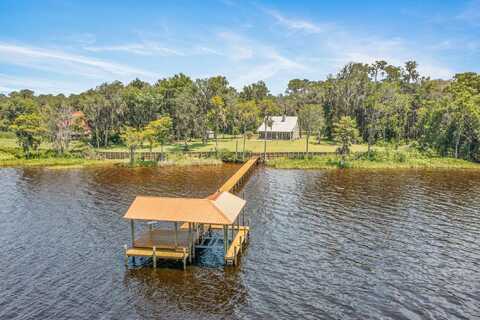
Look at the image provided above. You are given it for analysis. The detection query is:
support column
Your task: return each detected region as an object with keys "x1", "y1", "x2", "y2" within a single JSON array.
[
  {"x1": 153, "y1": 246, "x2": 157, "y2": 269},
  {"x1": 188, "y1": 223, "x2": 193, "y2": 263},
  {"x1": 223, "y1": 225, "x2": 228, "y2": 256},
  {"x1": 130, "y1": 220, "x2": 135, "y2": 247},
  {"x1": 174, "y1": 222, "x2": 178, "y2": 249}
]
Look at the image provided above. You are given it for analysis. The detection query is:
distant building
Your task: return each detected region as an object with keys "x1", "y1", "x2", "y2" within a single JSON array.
[
  {"x1": 257, "y1": 115, "x2": 299, "y2": 140},
  {"x1": 70, "y1": 111, "x2": 91, "y2": 139}
]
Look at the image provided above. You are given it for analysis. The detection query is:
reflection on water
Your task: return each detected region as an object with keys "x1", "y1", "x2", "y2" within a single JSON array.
[{"x1": 1, "y1": 166, "x2": 479, "y2": 319}]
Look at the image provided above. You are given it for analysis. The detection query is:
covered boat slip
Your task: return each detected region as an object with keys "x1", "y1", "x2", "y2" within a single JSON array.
[{"x1": 123, "y1": 190, "x2": 249, "y2": 268}]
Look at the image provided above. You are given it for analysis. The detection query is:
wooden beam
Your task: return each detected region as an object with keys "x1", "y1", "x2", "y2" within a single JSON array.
[
  {"x1": 130, "y1": 220, "x2": 135, "y2": 247},
  {"x1": 223, "y1": 225, "x2": 228, "y2": 256},
  {"x1": 153, "y1": 246, "x2": 157, "y2": 268},
  {"x1": 174, "y1": 222, "x2": 178, "y2": 248}
]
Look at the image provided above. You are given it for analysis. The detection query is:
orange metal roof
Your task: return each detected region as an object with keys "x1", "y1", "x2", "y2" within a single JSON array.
[{"x1": 123, "y1": 192, "x2": 246, "y2": 225}]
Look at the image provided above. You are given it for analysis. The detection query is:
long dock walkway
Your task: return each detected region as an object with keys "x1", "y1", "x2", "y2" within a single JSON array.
[{"x1": 218, "y1": 157, "x2": 259, "y2": 193}]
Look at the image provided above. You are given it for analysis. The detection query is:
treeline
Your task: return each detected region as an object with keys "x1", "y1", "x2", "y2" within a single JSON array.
[{"x1": 1, "y1": 60, "x2": 480, "y2": 160}]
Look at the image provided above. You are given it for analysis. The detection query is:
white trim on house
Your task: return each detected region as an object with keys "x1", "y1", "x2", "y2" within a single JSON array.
[{"x1": 257, "y1": 116, "x2": 299, "y2": 140}]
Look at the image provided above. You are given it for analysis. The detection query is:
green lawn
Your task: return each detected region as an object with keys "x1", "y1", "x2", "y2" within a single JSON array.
[
  {"x1": 98, "y1": 136, "x2": 372, "y2": 153},
  {"x1": 2, "y1": 133, "x2": 374, "y2": 154}
]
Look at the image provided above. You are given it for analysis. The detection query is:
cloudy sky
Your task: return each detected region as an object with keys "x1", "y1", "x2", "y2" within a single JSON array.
[{"x1": 0, "y1": 0, "x2": 479, "y2": 94}]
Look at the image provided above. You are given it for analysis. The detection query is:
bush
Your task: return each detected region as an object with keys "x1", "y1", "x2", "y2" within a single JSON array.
[
  {"x1": 0, "y1": 146, "x2": 23, "y2": 158},
  {"x1": 69, "y1": 141, "x2": 94, "y2": 158},
  {"x1": 216, "y1": 148, "x2": 237, "y2": 162},
  {"x1": 0, "y1": 131, "x2": 15, "y2": 139}
]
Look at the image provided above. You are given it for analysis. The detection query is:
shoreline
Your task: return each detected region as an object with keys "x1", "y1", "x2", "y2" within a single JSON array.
[
  {"x1": 266, "y1": 156, "x2": 480, "y2": 170},
  {"x1": 0, "y1": 156, "x2": 224, "y2": 169}
]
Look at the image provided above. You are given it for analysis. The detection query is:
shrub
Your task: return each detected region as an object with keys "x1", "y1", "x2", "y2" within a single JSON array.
[
  {"x1": 69, "y1": 141, "x2": 94, "y2": 158},
  {"x1": 217, "y1": 148, "x2": 237, "y2": 162}
]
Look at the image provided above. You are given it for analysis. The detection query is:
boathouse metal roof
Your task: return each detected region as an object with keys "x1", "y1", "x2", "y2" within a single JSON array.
[
  {"x1": 257, "y1": 116, "x2": 298, "y2": 133},
  {"x1": 123, "y1": 191, "x2": 246, "y2": 225}
]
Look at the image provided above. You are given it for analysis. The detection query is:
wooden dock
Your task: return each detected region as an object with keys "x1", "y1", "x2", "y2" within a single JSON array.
[
  {"x1": 224, "y1": 226, "x2": 249, "y2": 265},
  {"x1": 125, "y1": 246, "x2": 189, "y2": 269},
  {"x1": 218, "y1": 157, "x2": 259, "y2": 193},
  {"x1": 123, "y1": 157, "x2": 259, "y2": 269}
]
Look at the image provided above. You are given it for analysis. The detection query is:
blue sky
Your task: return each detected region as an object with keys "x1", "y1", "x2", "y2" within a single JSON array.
[{"x1": 0, "y1": 0, "x2": 479, "y2": 95}]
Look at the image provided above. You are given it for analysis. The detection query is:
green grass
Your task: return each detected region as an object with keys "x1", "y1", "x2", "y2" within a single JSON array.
[
  {"x1": 98, "y1": 135, "x2": 371, "y2": 153},
  {"x1": 0, "y1": 157, "x2": 125, "y2": 168},
  {"x1": 268, "y1": 154, "x2": 480, "y2": 170}
]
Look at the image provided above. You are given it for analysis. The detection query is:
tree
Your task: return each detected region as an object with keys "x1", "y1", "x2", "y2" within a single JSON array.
[
  {"x1": 298, "y1": 104, "x2": 324, "y2": 156},
  {"x1": 9, "y1": 113, "x2": 46, "y2": 158},
  {"x1": 144, "y1": 116, "x2": 172, "y2": 161},
  {"x1": 122, "y1": 85, "x2": 157, "y2": 130},
  {"x1": 237, "y1": 100, "x2": 260, "y2": 160},
  {"x1": 240, "y1": 81, "x2": 270, "y2": 102},
  {"x1": 0, "y1": 94, "x2": 38, "y2": 130},
  {"x1": 258, "y1": 99, "x2": 280, "y2": 160},
  {"x1": 404, "y1": 61, "x2": 419, "y2": 84},
  {"x1": 333, "y1": 116, "x2": 359, "y2": 165},
  {"x1": 45, "y1": 103, "x2": 74, "y2": 155},
  {"x1": 369, "y1": 60, "x2": 388, "y2": 82},
  {"x1": 121, "y1": 127, "x2": 144, "y2": 165},
  {"x1": 208, "y1": 95, "x2": 227, "y2": 153},
  {"x1": 173, "y1": 85, "x2": 199, "y2": 150}
]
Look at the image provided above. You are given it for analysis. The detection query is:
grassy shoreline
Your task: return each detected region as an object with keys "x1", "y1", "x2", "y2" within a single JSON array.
[
  {"x1": 0, "y1": 157, "x2": 125, "y2": 168},
  {"x1": 267, "y1": 155, "x2": 480, "y2": 170},
  {"x1": 0, "y1": 155, "x2": 223, "y2": 168}
]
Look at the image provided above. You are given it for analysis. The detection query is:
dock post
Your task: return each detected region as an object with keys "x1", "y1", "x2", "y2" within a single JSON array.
[
  {"x1": 153, "y1": 246, "x2": 157, "y2": 269},
  {"x1": 174, "y1": 222, "x2": 178, "y2": 248},
  {"x1": 183, "y1": 248, "x2": 187, "y2": 270},
  {"x1": 234, "y1": 246, "x2": 237, "y2": 266},
  {"x1": 242, "y1": 207, "x2": 245, "y2": 227},
  {"x1": 123, "y1": 244, "x2": 128, "y2": 267},
  {"x1": 130, "y1": 220, "x2": 135, "y2": 247},
  {"x1": 188, "y1": 223, "x2": 193, "y2": 263},
  {"x1": 223, "y1": 225, "x2": 228, "y2": 256}
]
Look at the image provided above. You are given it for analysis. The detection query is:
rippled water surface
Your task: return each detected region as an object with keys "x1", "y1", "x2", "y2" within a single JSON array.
[{"x1": 1, "y1": 165, "x2": 480, "y2": 319}]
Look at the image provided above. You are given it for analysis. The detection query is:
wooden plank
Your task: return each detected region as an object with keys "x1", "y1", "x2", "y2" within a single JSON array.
[
  {"x1": 224, "y1": 227, "x2": 249, "y2": 261},
  {"x1": 180, "y1": 223, "x2": 249, "y2": 231},
  {"x1": 218, "y1": 157, "x2": 259, "y2": 193},
  {"x1": 126, "y1": 247, "x2": 188, "y2": 260}
]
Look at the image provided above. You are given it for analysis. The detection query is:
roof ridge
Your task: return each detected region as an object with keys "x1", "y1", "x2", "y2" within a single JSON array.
[{"x1": 209, "y1": 192, "x2": 233, "y2": 225}]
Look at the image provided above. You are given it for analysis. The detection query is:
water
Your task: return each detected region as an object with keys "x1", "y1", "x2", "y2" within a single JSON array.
[{"x1": 1, "y1": 165, "x2": 479, "y2": 319}]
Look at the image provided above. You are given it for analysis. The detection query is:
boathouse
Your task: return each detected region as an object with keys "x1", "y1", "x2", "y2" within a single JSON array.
[
  {"x1": 257, "y1": 115, "x2": 299, "y2": 140},
  {"x1": 123, "y1": 191, "x2": 249, "y2": 268}
]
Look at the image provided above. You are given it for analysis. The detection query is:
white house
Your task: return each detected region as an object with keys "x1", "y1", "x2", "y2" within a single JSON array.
[{"x1": 257, "y1": 115, "x2": 299, "y2": 140}]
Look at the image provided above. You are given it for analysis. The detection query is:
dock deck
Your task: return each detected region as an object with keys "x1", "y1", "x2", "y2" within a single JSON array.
[
  {"x1": 218, "y1": 157, "x2": 259, "y2": 193},
  {"x1": 125, "y1": 247, "x2": 189, "y2": 269},
  {"x1": 224, "y1": 226, "x2": 249, "y2": 265}
]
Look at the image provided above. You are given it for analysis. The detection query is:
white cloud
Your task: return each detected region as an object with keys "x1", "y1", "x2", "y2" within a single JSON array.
[
  {"x1": 264, "y1": 9, "x2": 330, "y2": 34},
  {"x1": 84, "y1": 42, "x2": 184, "y2": 56},
  {"x1": 216, "y1": 31, "x2": 306, "y2": 89},
  {"x1": 262, "y1": 8, "x2": 455, "y2": 80},
  {"x1": 0, "y1": 43, "x2": 154, "y2": 78},
  {"x1": 218, "y1": 32, "x2": 255, "y2": 60},
  {"x1": 0, "y1": 73, "x2": 87, "y2": 94}
]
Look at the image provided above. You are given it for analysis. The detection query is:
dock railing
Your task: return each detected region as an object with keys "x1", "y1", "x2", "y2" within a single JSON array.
[{"x1": 97, "y1": 150, "x2": 333, "y2": 161}]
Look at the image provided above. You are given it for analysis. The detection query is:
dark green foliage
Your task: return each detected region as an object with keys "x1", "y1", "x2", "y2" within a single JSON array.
[{"x1": 1, "y1": 62, "x2": 479, "y2": 162}]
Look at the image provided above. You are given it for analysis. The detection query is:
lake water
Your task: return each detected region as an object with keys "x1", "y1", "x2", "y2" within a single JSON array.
[{"x1": 0, "y1": 165, "x2": 479, "y2": 319}]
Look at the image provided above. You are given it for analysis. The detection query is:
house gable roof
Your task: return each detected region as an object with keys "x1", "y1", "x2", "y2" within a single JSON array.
[{"x1": 257, "y1": 116, "x2": 298, "y2": 133}]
